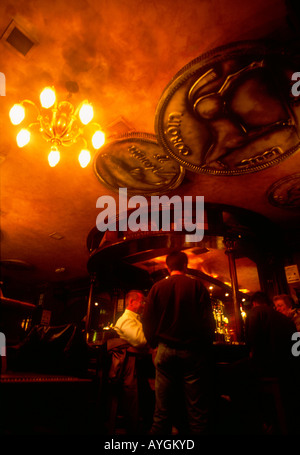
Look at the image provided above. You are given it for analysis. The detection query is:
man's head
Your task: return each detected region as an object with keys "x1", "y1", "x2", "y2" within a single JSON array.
[
  {"x1": 251, "y1": 291, "x2": 273, "y2": 307},
  {"x1": 125, "y1": 290, "x2": 145, "y2": 315},
  {"x1": 166, "y1": 250, "x2": 188, "y2": 273},
  {"x1": 273, "y1": 294, "x2": 294, "y2": 317}
]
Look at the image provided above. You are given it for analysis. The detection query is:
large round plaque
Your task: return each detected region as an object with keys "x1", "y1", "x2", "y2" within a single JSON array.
[
  {"x1": 155, "y1": 40, "x2": 300, "y2": 175},
  {"x1": 93, "y1": 132, "x2": 185, "y2": 195}
]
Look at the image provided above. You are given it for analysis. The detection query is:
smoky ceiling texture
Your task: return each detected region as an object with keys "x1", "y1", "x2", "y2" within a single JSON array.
[{"x1": 0, "y1": 0, "x2": 299, "y2": 288}]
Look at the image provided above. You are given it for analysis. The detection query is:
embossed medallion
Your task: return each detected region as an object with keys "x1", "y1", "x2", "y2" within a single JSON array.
[
  {"x1": 93, "y1": 132, "x2": 185, "y2": 195},
  {"x1": 155, "y1": 41, "x2": 300, "y2": 175},
  {"x1": 267, "y1": 173, "x2": 300, "y2": 209}
]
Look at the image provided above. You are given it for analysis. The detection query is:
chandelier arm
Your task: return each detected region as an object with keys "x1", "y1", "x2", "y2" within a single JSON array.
[
  {"x1": 38, "y1": 115, "x2": 54, "y2": 138},
  {"x1": 21, "y1": 100, "x2": 41, "y2": 116},
  {"x1": 43, "y1": 131, "x2": 57, "y2": 141},
  {"x1": 51, "y1": 109, "x2": 58, "y2": 137},
  {"x1": 27, "y1": 121, "x2": 40, "y2": 129},
  {"x1": 58, "y1": 139, "x2": 76, "y2": 147},
  {"x1": 90, "y1": 122, "x2": 102, "y2": 130},
  {"x1": 80, "y1": 136, "x2": 88, "y2": 148}
]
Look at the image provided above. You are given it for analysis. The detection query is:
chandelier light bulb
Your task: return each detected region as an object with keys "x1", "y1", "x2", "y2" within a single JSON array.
[
  {"x1": 92, "y1": 130, "x2": 105, "y2": 149},
  {"x1": 78, "y1": 149, "x2": 91, "y2": 168},
  {"x1": 9, "y1": 104, "x2": 25, "y2": 125},
  {"x1": 48, "y1": 147, "x2": 60, "y2": 167},
  {"x1": 10, "y1": 87, "x2": 102, "y2": 167},
  {"x1": 16, "y1": 129, "x2": 30, "y2": 147},
  {"x1": 79, "y1": 103, "x2": 93, "y2": 125},
  {"x1": 40, "y1": 87, "x2": 56, "y2": 109}
]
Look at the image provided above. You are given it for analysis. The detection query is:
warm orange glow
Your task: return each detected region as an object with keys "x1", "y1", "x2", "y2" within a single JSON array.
[
  {"x1": 10, "y1": 87, "x2": 104, "y2": 167},
  {"x1": 92, "y1": 130, "x2": 105, "y2": 149},
  {"x1": 79, "y1": 103, "x2": 93, "y2": 124},
  {"x1": 16, "y1": 129, "x2": 30, "y2": 147},
  {"x1": 78, "y1": 149, "x2": 91, "y2": 168},
  {"x1": 9, "y1": 104, "x2": 25, "y2": 125},
  {"x1": 40, "y1": 87, "x2": 56, "y2": 108},
  {"x1": 48, "y1": 147, "x2": 60, "y2": 167}
]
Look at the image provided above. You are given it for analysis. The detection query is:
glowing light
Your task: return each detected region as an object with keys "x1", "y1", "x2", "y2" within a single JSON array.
[
  {"x1": 16, "y1": 129, "x2": 30, "y2": 147},
  {"x1": 48, "y1": 147, "x2": 60, "y2": 167},
  {"x1": 9, "y1": 104, "x2": 25, "y2": 125},
  {"x1": 78, "y1": 149, "x2": 91, "y2": 168},
  {"x1": 40, "y1": 87, "x2": 56, "y2": 108},
  {"x1": 223, "y1": 317, "x2": 229, "y2": 324},
  {"x1": 10, "y1": 88, "x2": 104, "y2": 167},
  {"x1": 92, "y1": 130, "x2": 105, "y2": 149},
  {"x1": 79, "y1": 103, "x2": 93, "y2": 124},
  {"x1": 209, "y1": 286, "x2": 214, "y2": 290},
  {"x1": 225, "y1": 293, "x2": 229, "y2": 297}
]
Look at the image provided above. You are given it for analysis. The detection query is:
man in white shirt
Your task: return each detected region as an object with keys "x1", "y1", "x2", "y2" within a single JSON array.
[
  {"x1": 109, "y1": 290, "x2": 152, "y2": 433},
  {"x1": 114, "y1": 290, "x2": 147, "y2": 348}
]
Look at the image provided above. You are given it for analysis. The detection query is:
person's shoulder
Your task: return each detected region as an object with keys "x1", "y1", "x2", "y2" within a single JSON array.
[
  {"x1": 123, "y1": 309, "x2": 138, "y2": 320},
  {"x1": 115, "y1": 309, "x2": 133, "y2": 323},
  {"x1": 170, "y1": 273, "x2": 199, "y2": 282},
  {"x1": 150, "y1": 274, "x2": 205, "y2": 289},
  {"x1": 151, "y1": 277, "x2": 170, "y2": 294},
  {"x1": 248, "y1": 304, "x2": 268, "y2": 318},
  {"x1": 158, "y1": 274, "x2": 196, "y2": 286},
  {"x1": 263, "y1": 306, "x2": 297, "y2": 332},
  {"x1": 153, "y1": 276, "x2": 172, "y2": 286},
  {"x1": 185, "y1": 274, "x2": 208, "y2": 288}
]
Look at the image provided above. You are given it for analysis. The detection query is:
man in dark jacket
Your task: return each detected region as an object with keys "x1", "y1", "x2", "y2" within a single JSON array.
[{"x1": 142, "y1": 250, "x2": 215, "y2": 434}]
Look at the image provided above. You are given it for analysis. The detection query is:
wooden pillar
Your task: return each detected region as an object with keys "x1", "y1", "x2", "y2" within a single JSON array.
[
  {"x1": 224, "y1": 237, "x2": 243, "y2": 342},
  {"x1": 85, "y1": 273, "x2": 96, "y2": 344}
]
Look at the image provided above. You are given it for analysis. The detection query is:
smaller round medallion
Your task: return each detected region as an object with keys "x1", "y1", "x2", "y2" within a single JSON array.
[
  {"x1": 267, "y1": 173, "x2": 300, "y2": 209},
  {"x1": 93, "y1": 132, "x2": 185, "y2": 195}
]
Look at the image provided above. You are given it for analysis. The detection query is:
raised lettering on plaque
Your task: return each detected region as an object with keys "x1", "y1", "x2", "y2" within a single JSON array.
[
  {"x1": 93, "y1": 132, "x2": 185, "y2": 195},
  {"x1": 155, "y1": 40, "x2": 300, "y2": 175}
]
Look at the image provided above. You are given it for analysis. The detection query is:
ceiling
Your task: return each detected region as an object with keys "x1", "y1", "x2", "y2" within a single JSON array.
[{"x1": 0, "y1": 0, "x2": 300, "y2": 294}]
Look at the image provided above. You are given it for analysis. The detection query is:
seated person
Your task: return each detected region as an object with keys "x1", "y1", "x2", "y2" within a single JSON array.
[
  {"x1": 273, "y1": 294, "x2": 300, "y2": 332},
  {"x1": 114, "y1": 290, "x2": 148, "y2": 349}
]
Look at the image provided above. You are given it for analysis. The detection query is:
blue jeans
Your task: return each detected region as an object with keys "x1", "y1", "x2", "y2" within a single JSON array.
[{"x1": 150, "y1": 343, "x2": 212, "y2": 435}]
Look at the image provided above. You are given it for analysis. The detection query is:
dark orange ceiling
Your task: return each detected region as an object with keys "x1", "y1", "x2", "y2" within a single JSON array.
[{"x1": 0, "y1": 0, "x2": 299, "y2": 287}]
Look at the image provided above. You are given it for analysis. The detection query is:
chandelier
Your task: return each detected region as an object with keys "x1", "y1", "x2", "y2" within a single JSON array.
[{"x1": 9, "y1": 86, "x2": 105, "y2": 167}]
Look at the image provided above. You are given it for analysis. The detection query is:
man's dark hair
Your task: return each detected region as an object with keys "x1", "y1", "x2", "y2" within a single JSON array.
[
  {"x1": 166, "y1": 251, "x2": 188, "y2": 272},
  {"x1": 251, "y1": 291, "x2": 273, "y2": 307}
]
